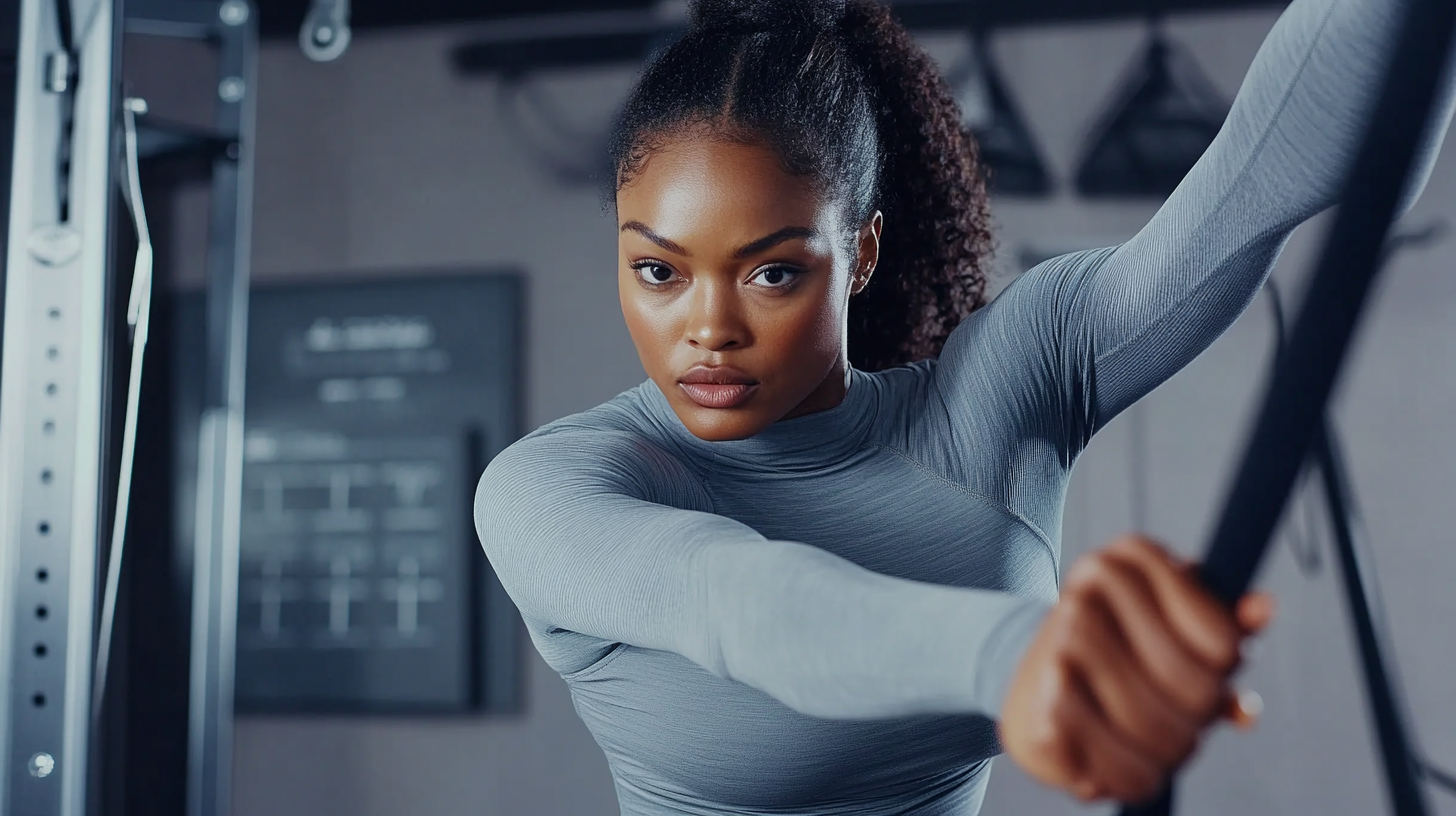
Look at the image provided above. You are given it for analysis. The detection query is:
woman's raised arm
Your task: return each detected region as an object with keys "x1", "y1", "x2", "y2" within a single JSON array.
[{"x1": 940, "y1": 0, "x2": 1456, "y2": 448}]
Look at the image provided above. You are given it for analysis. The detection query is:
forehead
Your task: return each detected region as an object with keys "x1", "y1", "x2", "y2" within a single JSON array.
[{"x1": 615, "y1": 137, "x2": 842, "y2": 242}]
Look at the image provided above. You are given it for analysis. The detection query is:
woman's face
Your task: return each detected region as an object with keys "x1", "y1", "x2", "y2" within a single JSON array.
[{"x1": 616, "y1": 135, "x2": 881, "y2": 442}]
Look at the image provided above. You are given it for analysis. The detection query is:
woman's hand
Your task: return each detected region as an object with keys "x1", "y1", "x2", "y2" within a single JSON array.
[{"x1": 998, "y1": 534, "x2": 1275, "y2": 804}]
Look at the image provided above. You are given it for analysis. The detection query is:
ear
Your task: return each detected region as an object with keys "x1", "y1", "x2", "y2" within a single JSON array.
[{"x1": 850, "y1": 211, "x2": 883, "y2": 296}]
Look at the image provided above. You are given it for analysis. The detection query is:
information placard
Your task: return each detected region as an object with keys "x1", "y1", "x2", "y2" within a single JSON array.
[{"x1": 175, "y1": 272, "x2": 522, "y2": 713}]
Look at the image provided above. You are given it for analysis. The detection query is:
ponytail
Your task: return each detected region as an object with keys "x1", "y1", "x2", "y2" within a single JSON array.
[
  {"x1": 609, "y1": 0, "x2": 995, "y2": 371},
  {"x1": 840, "y1": 1, "x2": 995, "y2": 370}
]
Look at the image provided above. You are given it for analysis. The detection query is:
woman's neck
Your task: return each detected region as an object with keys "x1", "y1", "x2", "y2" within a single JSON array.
[{"x1": 780, "y1": 358, "x2": 852, "y2": 420}]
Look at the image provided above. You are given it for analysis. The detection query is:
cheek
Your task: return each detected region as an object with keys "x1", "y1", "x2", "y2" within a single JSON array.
[
  {"x1": 761, "y1": 280, "x2": 846, "y2": 363},
  {"x1": 619, "y1": 274, "x2": 679, "y2": 367}
]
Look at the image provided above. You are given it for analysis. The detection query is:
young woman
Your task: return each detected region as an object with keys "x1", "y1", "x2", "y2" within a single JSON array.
[{"x1": 476, "y1": 0, "x2": 1455, "y2": 812}]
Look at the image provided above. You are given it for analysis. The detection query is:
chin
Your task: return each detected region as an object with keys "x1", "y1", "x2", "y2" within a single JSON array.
[{"x1": 673, "y1": 405, "x2": 773, "y2": 442}]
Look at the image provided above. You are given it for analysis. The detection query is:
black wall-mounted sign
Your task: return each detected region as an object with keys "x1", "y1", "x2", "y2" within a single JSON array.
[{"x1": 175, "y1": 272, "x2": 523, "y2": 714}]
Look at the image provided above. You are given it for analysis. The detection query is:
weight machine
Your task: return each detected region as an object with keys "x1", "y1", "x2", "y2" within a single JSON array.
[{"x1": 0, "y1": 1, "x2": 256, "y2": 815}]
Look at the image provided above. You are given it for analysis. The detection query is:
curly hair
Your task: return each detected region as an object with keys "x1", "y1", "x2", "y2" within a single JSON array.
[{"x1": 607, "y1": 0, "x2": 996, "y2": 371}]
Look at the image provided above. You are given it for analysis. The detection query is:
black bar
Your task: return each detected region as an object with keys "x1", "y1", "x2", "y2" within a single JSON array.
[{"x1": 891, "y1": 0, "x2": 1286, "y2": 29}]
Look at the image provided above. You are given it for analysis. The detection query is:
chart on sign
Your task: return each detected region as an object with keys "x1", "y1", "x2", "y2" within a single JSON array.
[
  {"x1": 237, "y1": 432, "x2": 457, "y2": 654},
  {"x1": 173, "y1": 272, "x2": 523, "y2": 713},
  {"x1": 229, "y1": 435, "x2": 478, "y2": 711}
]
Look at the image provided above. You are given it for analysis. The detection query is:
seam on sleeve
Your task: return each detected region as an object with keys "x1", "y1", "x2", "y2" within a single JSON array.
[
  {"x1": 561, "y1": 641, "x2": 632, "y2": 681},
  {"x1": 1092, "y1": 222, "x2": 1290, "y2": 385},
  {"x1": 1090, "y1": 0, "x2": 1336, "y2": 368}
]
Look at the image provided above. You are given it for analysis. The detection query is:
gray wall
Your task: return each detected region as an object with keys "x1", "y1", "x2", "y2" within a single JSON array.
[{"x1": 127, "y1": 8, "x2": 1456, "y2": 815}]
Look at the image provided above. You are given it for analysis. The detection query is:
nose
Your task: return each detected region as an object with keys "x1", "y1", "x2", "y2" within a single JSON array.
[{"x1": 684, "y1": 279, "x2": 748, "y2": 352}]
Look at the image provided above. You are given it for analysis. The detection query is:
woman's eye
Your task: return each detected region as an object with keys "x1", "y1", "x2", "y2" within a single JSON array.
[
  {"x1": 634, "y1": 263, "x2": 676, "y2": 285},
  {"x1": 751, "y1": 266, "x2": 800, "y2": 289}
]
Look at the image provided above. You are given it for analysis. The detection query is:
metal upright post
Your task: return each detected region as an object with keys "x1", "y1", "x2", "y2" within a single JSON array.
[
  {"x1": 129, "y1": 3, "x2": 259, "y2": 816},
  {"x1": 0, "y1": 2, "x2": 121, "y2": 815}
]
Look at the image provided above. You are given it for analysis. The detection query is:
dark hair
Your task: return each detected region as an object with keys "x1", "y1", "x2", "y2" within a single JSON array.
[{"x1": 608, "y1": 0, "x2": 995, "y2": 371}]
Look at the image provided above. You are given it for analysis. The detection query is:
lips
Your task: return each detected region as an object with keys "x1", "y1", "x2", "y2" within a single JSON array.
[{"x1": 679, "y1": 365, "x2": 759, "y2": 409}]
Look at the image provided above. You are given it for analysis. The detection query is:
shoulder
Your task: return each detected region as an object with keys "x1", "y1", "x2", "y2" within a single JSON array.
[
  {"x1": 935, "y1": 246, "x2": 1121, "y2": 381},
  {"x1": 475, "y1": 382, "x2": 706, "y2": 519}
]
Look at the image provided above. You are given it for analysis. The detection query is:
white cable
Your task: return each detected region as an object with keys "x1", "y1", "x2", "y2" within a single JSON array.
[{"x1": 92, "y1": 96, "x2": 153, "y2": 724}]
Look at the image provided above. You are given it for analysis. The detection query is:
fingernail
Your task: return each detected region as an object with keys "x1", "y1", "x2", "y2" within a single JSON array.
[{"x1": 1236, "y1": 689, "x2": 1264, "y2": 728}]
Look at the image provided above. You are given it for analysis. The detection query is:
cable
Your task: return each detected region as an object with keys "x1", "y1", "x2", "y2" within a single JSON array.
[
  {"x1": 494, "y1": 73, "x2": 613, "y2": 186},
  {"x1": 91, "y1": 95, "x2": 155, "y2": 725},
  {"x1": 1421, "y1": 760, "x2": 1456, "y2": 797}
]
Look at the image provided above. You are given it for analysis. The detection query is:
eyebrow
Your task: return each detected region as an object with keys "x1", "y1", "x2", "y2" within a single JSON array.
[
  {"x1": 620, "y1": 221, "x2": 690, "y2": 256},
  {"x1": 619, "y1": 221, "x2": 818, "y2": 260},
  {"x1": 731, "y1": 226, "x2": 817, "y2": 260}
]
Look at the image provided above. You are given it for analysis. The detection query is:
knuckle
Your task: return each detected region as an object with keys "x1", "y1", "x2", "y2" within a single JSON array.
[
  {"x1": 1112, "y1": 533, "x2": 1160, "y2": 558},
  {"x1": 1056, "y1": 589, "x2": 1099, "y2": 630},
  {"x1": 1027, "y1": 720, "x2": 1062, "y2": 758},
  {"x1": 1064, "y1": 557, "x2": 1102, "y2": 591},
  {"x1": 1212, "y1": 639, "x2": 1240, "y2": 673}
]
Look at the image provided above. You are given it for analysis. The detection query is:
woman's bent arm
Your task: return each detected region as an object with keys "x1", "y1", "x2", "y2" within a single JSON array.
[{"x1": 475, "y1": 428, "x2": 1050, "y2": 719}]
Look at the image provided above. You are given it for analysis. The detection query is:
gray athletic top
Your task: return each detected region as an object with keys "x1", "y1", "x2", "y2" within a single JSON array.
[{"x1": 475, "y1": 0, "x2": 1456, "y2": 812}]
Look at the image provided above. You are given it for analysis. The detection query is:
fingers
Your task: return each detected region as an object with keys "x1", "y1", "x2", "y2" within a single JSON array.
[
  {"x1": 1057, "y1": 591, "x2": 1202, "y2": 765},
  {"x1": 1001, "y1": 534, "x2": 1276, "y2": 807},
  {"x1": 1018, "y1": 661, "x2": 1168, "y2": 804},
  {"x1": 1104, "y1": 535, "x2": 1243, "y2": 674},
  {"x1": 1063, "y1": 552, "x2": 1223, "y2": 720},
  {"x1": 1058, "y1": 669, "x2": 1167, "y2": 803}
]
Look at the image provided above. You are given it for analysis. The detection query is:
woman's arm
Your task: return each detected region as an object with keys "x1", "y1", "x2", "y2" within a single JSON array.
[
  {"x1": 940, "y1": 0, "x2": 1456, "y2": 447},
  {"x1": 475, "y1": 427, "x2": 1050, "y2": 719}
]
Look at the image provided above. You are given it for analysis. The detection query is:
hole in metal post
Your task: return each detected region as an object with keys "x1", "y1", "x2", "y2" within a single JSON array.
[
  {"x1": 34, "y1": 643, "x2": 47, "y2": 658},
  {"x1": 35, "y1": 605, "x2": 48, "y2": 620}
]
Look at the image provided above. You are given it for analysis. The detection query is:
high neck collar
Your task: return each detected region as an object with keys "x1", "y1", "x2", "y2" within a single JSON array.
[{"x1": 644, "y1": 368, "x2": 879, "y2": 472}]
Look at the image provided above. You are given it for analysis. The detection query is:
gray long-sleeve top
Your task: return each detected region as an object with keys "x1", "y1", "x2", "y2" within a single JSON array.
[{"x1": 474, "y1": 0, "x2": 1456, "y2": 812}]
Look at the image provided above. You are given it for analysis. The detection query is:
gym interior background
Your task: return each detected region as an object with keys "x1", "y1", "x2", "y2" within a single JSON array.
[{"x1": 4, "y1": 0, "x2": 1455, "y2": 814}]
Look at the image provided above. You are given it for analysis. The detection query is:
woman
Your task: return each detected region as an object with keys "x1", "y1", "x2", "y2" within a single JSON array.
[{"x1": 476, "y1": 0, "x2": 1455, "y2": 812}]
